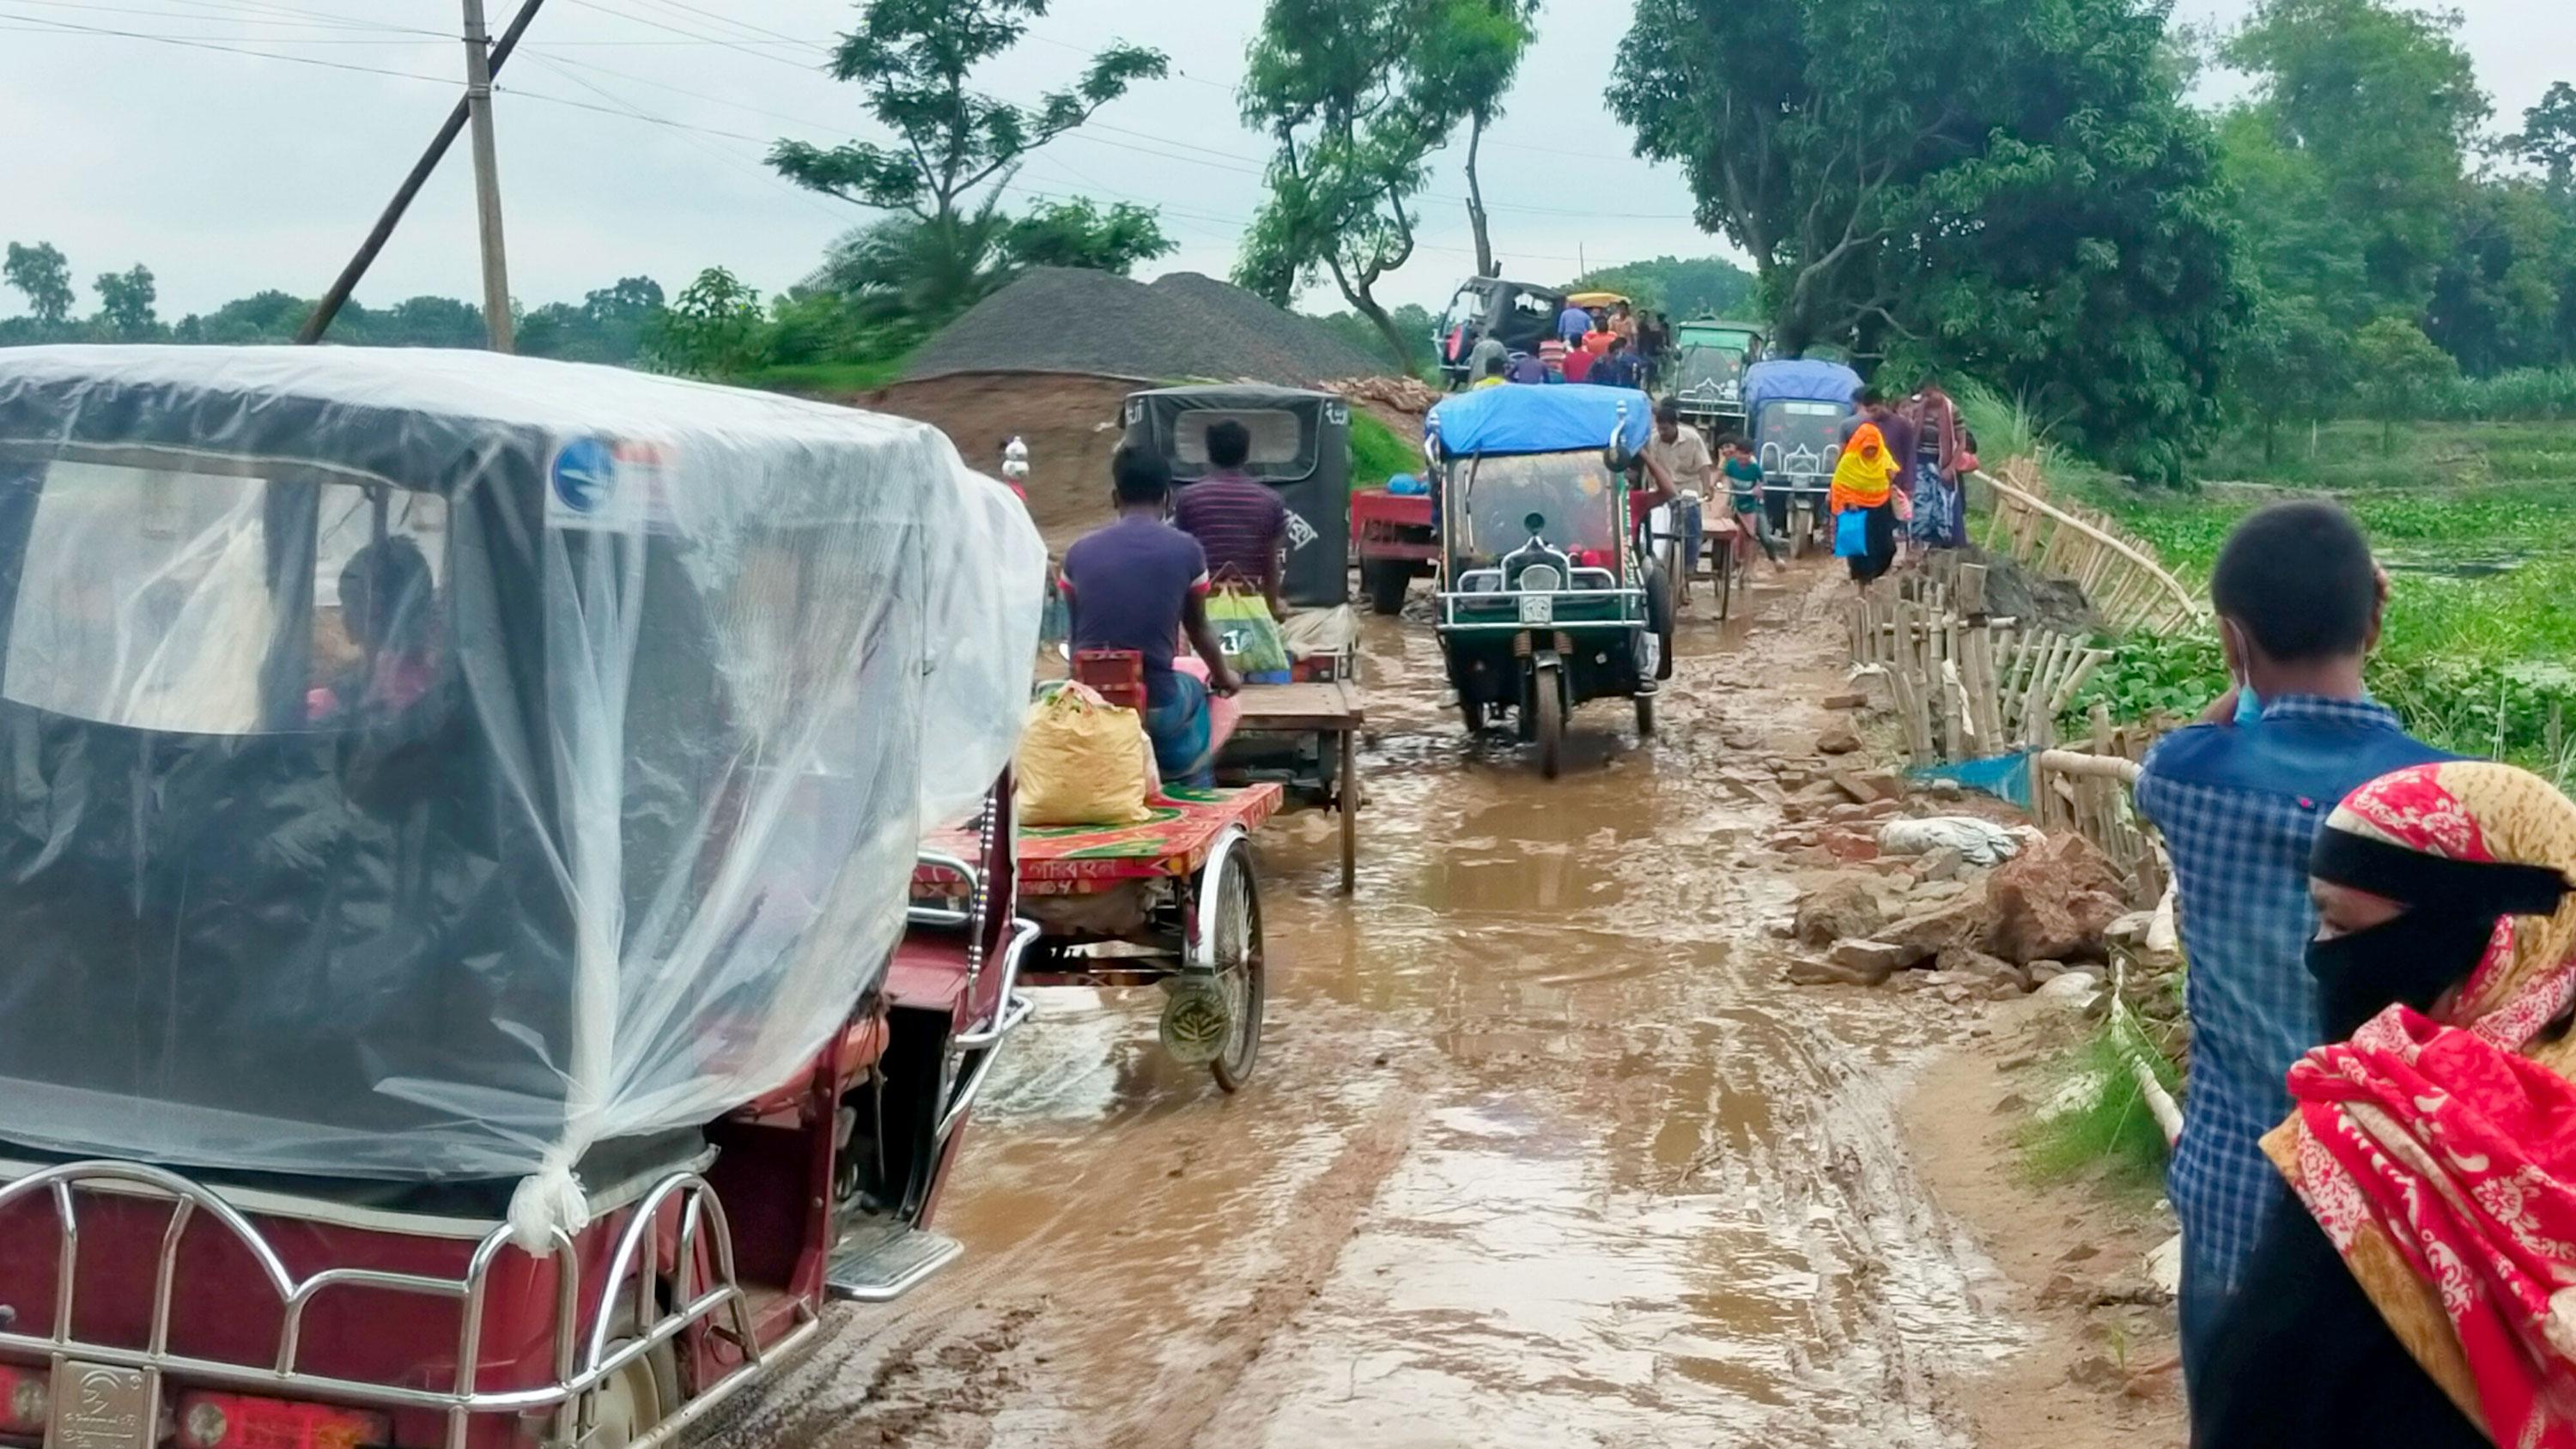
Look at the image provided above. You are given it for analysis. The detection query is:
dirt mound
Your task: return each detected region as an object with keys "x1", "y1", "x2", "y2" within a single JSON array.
[
  {"x1": 904, "y1": 269, "x2": 1390, "y2": 388},
  {"x1": 861, "y1": 371, "x2": 1135, "y2": 551},
  {"x1": 1962, "y1": 547, "x2": 2100, "y2": 635}
]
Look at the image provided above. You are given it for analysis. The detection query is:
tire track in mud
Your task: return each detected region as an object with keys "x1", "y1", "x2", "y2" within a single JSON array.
[{"x1": 720, "y1": 571, "x2": 2037, "y2": 1446}]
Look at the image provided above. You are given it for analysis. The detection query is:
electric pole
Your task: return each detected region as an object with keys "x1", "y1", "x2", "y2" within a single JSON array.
[
  {"x1": 461, "y1": 0, "x2": 515, "y2": 352},
  {"x1": 295, "y1": 0, "x2": 547, "y2": 345}
]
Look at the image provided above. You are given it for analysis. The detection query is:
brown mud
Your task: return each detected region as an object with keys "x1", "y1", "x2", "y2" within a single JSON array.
[{"x1": 709, "y1": 564, "x2": 2182, "y2": 1448}]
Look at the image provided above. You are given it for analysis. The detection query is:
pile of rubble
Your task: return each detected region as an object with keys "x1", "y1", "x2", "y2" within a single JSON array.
[
  {"x1": 1775, "y1": 770, "x2": 2173, "y2": 1011},
  {"x1": 1321, "y1": 375, "x2": 1443, "y2": 415}
]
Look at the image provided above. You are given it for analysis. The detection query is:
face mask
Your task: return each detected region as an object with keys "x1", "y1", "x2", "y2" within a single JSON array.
[{"x1": 2306, "y1": 908, "x2": 2505, "y2": 1040}]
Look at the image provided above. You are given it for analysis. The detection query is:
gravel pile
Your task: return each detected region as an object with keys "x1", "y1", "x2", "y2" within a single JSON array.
[{"x1": 903, "y1": 268, "x2": 1394, "y2": 386}]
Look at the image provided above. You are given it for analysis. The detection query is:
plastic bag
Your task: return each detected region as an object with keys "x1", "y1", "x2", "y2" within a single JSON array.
[
  {"x1": 1833, "y1": 507, "x2": 1870, "y2": 559},
  {"x1": 1878, "y1": 815, "x2": 2031, "y2": 867},
  {"x1": 1207, "y1": 587, "x2": 1292, "y2": 682},
  {"x1": 1018, "y1": 683, "x2": 1153, "y2": 827}
]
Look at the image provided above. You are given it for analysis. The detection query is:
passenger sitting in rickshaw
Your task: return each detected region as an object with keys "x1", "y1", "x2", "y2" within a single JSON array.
[
  {"x1": 308, "y1": 534, "x2": 440, "y2": 722},
  {"x1": 1060, "y1": 445, "x2": 1242, "y2": 785}
]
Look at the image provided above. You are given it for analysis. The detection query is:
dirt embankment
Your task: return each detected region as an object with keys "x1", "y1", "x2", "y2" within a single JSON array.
[
  {"x1": 860, "y1": 372, "x2": 1135, "y2": 551},
  {"x1": 1905, "y1": 1002, "x2": 2185, "y2": 1449}
]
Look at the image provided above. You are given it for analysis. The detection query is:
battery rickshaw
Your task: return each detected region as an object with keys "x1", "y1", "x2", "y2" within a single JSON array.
[
  {"x1": 1667, "y1": 319, "x2": 1768, "y2": 438},
  {"x1": 1428, "y1": 384, "x2": 1674, "y2": 779},
  {"x1": 0, "y1": 346, "x2": 1046, "y2": 1449}
]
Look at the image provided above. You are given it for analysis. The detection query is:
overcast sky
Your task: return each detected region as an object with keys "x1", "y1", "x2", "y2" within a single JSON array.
[{"x1": 0, "y1": 0, "x2": 2569, "y2": 323}]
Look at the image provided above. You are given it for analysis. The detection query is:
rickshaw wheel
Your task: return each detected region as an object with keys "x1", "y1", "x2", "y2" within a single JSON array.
[
  {"x1": 1635, "y1": 694, "x2": 1656, "y2": 739},
  {"x1": 1533, "y1": 666, "x2": 1566, "y2": 779},
  {"x1": 1207, "y1": 845, "x2": 1266, "y2": 1093}
]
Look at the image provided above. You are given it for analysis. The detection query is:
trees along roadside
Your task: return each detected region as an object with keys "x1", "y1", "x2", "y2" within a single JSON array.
[{"x1": 1613, "y1": 0, "x2": 2246, "y2": 482}]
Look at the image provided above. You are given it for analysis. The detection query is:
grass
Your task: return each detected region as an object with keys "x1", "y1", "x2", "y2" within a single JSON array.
[
  {"x1": 1957, "y1": 386, "x2": 2576, "y2": 779},
  {"x1": 1350, "y1": 409, "x2": 1421, "y2": 490},
  {"x1": 2197, "y1": 418, "x2": 2576, "y2": 493},
  {"x1": 2018, "y1": 1014, "x2": 2184, "y2": 1197},
  {"x1": 738, "y1": 354, "x2": 913, "y2": 397}
]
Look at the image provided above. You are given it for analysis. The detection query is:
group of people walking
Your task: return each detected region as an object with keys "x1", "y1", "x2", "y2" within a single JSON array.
[{"x1": 1829, "y1": 381, "x2": 1972, "y2": 588}]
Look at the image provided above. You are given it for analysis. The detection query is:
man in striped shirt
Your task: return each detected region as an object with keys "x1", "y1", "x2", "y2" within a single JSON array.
[{"x1": 1171, "y1": 420, "x2": 1290, "y2": 616}]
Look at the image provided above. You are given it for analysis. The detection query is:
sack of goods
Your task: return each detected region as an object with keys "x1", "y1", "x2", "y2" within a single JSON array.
[
  {"x1": 1018, "y1": 682, "x2": 1155, "y2": 827},
  {"x1": 1207, "y1": 589, "x2": 1293, "y2": 683}
]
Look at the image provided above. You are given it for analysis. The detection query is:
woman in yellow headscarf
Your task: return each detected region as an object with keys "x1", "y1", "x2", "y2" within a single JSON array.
[{"x1": 1830, "y1": 421, "x2": 1901, "y2": 586}]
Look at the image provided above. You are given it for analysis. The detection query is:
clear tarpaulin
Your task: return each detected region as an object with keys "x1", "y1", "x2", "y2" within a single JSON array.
[{"x1": 0, "y1": 347, "x2": 1042, "y2": 1244}]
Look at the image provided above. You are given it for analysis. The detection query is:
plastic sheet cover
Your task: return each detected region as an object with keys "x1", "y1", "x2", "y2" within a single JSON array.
[
  {"x1": 0, "y1": 348, "x2": 1042, "y2": 1243},
  {"x1": 1429, "y1": 383, "x2": 1653, "y2": 458}
]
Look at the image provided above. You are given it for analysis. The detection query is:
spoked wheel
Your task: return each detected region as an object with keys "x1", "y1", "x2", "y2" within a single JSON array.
[
  {"x1": 1533, "y1": 664, "x2": 1566, "y2": 779},
  {"x1": 1204, "y1": 841, "x2": 1266, "y2": 1093}
]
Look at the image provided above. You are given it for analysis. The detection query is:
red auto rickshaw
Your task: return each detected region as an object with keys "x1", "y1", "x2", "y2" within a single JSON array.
[{"x1": 0, "y1": 347, "x2": 1048, "y2": 1448}]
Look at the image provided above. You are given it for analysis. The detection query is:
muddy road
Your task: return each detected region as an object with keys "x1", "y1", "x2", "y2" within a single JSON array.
[{"x1": 714, "y1": 572, "x2": 2054, "y2": 1448}]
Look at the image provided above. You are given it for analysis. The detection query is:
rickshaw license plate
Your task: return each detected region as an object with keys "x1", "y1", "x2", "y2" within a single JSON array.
[
  {"x1": 50, "y1": 1361, "x2": 154, "y2": 1449},
  {"x1": 1517, "y1": 594, "x2": 1553, "y2": 625}
]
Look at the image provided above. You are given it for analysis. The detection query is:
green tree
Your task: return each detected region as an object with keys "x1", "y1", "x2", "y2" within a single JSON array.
[
  {"x1": 2515, "y1": 81, "x2": 2576, "y2": 203},
  {"x1": 647, "y1": 268, "x2": 771, "y2": 379},
  {"x1": 3, "y1": 242, "x2": 76, "y2": 330},
  {"x1": 999, "y1": 198, "x2": 1176, "y2": 273},
  {"x1": 1424, "y1": 0, "x2": 1540, "y2": 279},
  {"x1": 769, "y1": 0, "x2": 1166, "y2": 324},
  {"x1": 93, "y1": 265, "x2": 161, "y2": 341},
  {"x1": 2233, "y1": 291, "x2": 2354, "y2": 462},
  {"x1": 1313, "y1": 302, "x2": 1438, "y2": 377},
  {"x1": 1613, "y1": 0, "x2": 2245, "y2": 480},
  {"x1": 2351, "y1": 315, "x2": 2460, "y2": 454},
  {"x1": 1236, "y1": 0, "x2": 1507, "y2": 367},
  {"x1": 2427, "y1": 179, "x2": 2570, "y2": 374},
  {"x1": 2223, "y1": 0, "x2": 2487, "y2": 317},
  {"x1": 1567, "y1": 256, "x2": 1759, "y2": 320}
]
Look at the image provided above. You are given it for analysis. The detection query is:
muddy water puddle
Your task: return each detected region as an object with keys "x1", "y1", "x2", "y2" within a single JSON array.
[{"x1": 723, "y1": 586, "x2": 2026, "y2": 1448}]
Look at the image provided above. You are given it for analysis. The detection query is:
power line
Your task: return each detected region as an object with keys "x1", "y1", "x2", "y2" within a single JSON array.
[
  {"x1": 557, "y1": 0, "x2": 821, "y2": 74},
  {"x1": 0, "y1": 10, "x2": 459, "y2": 81}
]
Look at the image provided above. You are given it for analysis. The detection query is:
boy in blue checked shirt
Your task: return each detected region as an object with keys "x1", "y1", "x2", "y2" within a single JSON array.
[{"x1": 2134, "y1": 502, "x2": 2446, "y2": 1409}]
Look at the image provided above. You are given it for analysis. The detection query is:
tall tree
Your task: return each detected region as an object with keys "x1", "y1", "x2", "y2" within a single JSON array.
[
  {"x1": 92, "y1": 265, "x2": 160, "y2": 341},
  {"x1": 769, "y1": 0, "x2": 1166, "y2": 323},
  {"x1": 2223, "y1": 0, "x2": 2487, "y2": 317},
  {"x1": 1613, "y1": 0, "x2": 2245, "y2": 480},
  {"x1": 1236, "y1": 0, "x2": 1505, "y2": 367},
  {"x1": 999, "y1": 198, "x2": 1176, "y2": 273},
  {"x1": 3, "y1": 242, "x2": 76, "y2": 330},
  {"x1": 1422, "y1": 0, "x2": 1540, "y2": 278},
  {"x1": 1568, "y1": 255, "x2": 1759, "y2": 320},
  {"x1": 2514, "y1": 81, "x2": 2576, "y2": 204}
]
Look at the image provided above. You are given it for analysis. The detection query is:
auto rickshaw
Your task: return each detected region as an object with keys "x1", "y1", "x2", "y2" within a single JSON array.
[
  {"x1": 1428, "y1": 384, "x2": 1674, "y2": 779},
  {"x1": 1667, "y1": 319, "x2": 1768, "y2": 437},
  {"x1": 1743, "y1": 356, "x2": 1865, "y2": 555},
  {"x1": 1433, "y1": 277, "x2": 1567, "y2": 390},
  {"x1": 1121, "y1": 384, "x2": 1350, "y2": 609},
  {"x1": 0, "y1": 346, "x2": 1046, "y2": 1448}
]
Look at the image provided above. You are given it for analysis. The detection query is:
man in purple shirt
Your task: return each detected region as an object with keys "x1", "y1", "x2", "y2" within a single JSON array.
[
  {"x1": 1171, "y1": 420, "x2": 1290, "y2": 617},
  {"x1": 1060, "y1": 446, "x2": 1241, "y2": 785}
]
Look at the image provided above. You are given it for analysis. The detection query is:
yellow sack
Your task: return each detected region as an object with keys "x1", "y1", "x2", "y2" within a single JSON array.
[{"x1": 1017, "y1": 682, "x2": 1154, "y2": 827}]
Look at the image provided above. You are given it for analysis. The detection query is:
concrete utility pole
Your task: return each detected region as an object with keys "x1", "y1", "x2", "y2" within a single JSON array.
[
  {"x1": 295, "y1": 0, "x2": 547, "y2": 345},
  {"x1": 461, "y1": 0, "x2": 515, "y2": 352}
]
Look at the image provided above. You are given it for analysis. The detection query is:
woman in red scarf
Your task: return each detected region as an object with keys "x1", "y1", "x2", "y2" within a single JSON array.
[{"x1": 2197, "y1": 761, "x2": 2576, "y2": 1446}]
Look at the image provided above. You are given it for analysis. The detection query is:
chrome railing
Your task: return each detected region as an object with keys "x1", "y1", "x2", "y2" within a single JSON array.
[{"x1": 0, "y1": 1162, "x2": 776, "y2": 1449}]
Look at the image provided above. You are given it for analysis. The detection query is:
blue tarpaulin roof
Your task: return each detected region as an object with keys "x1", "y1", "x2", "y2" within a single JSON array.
[
  {"x1": 1742, "y1": 359, "x2": 1864, "y2": 413},
  {"x1": 1430, "y1": 383, "x2": 1654, "y2": 458}
]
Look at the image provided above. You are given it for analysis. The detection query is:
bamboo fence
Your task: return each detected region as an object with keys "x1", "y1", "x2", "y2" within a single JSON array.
[
  {"x1": 1970, "y1": 458, "x2": 2206, "y2": 636},
  {"x1": 1849, "y1": 563, "x2": 2111, "y2": 762}
]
